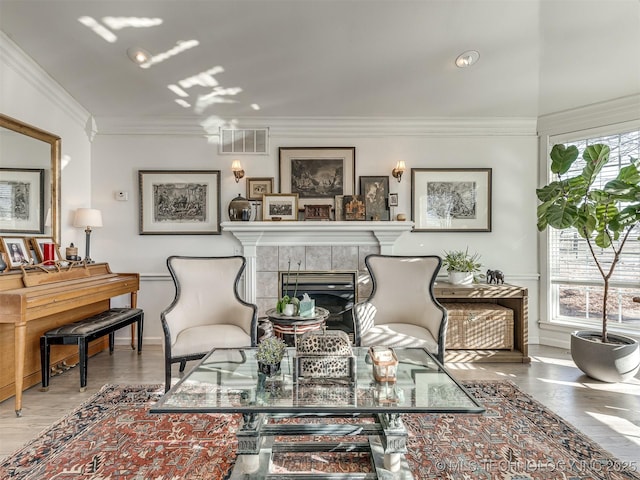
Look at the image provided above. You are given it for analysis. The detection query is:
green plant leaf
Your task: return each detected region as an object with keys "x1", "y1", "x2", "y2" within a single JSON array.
[
  {"x1": 581, "y1": 144, "x2": 610, "y2": 186},
  {"x1": 550, "y1": 144, "x2": 579, "y2": 175},
  {"x1": 545, "y1": 200, "x2": 578, "y2": 229}
]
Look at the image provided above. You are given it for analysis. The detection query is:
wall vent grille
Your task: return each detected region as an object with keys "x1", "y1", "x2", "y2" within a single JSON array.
[{"x1": 219, "y1": 128, "x2": 269, "y2": 154}]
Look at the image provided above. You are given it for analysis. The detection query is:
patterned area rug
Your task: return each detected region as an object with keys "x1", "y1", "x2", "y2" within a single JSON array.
[{"x1": 1, "y1": 381, "x2": 638, "y2": 479}]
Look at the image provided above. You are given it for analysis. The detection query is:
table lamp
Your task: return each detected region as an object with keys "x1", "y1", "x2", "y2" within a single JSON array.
[{"x1": 73, "y1": 208, "x2": 103, "y2": 263}]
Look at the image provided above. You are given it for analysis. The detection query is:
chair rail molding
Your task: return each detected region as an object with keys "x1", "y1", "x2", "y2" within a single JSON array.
[{"x1": 222, "y1": 221, "x2": 413, "y2": 303}]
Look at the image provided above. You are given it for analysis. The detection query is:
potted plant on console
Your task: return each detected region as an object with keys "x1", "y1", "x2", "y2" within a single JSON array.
[
  {"x1": 537, "y1": 143, "x2": 640, "y2": 382},
  {"x1": 442, "y1": 248, "x2": 483, "y2": 285}
]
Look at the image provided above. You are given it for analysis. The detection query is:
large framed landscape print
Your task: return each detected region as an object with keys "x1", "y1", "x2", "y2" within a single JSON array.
[
  {"x1": 139, "y1": 170, "x2": 221, "y2": 235},
  {"x1": 279, "y1": 147, "x2": 355, "y2": 210},
  {"x1": 411, "y1": 168, "x2": 492, "y2": 232}
]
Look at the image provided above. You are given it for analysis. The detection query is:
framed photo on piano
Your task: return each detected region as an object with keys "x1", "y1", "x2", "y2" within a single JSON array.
[
  {"x1": 30, "y1": 237, "x2": 62, "y2": 263},
  {"x1": 1, "y1": 236, "x2": 32, "y2": 269}
]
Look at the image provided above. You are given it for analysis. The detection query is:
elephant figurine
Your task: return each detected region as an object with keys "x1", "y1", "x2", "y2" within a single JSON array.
[{"x1": 486, "y1": 269, "x2": 505, "y2": 284}]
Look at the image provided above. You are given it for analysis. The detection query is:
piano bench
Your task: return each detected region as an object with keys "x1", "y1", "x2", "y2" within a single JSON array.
[{"x1": 40, "y1": 308, "x2": 144, "y2": 392}]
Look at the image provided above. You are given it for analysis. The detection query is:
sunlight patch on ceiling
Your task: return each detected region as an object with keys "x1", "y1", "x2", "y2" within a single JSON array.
[
  {"x1": 167, "y1": 66, "x2": 243, "y2": 113},
  {"x1": 78, "y1": 16, "x2": 117, "y2": 43},
  {"x1": 78, "y1": 16, "x2": 162, "y2": 43},
  {"x1": 102, "y1": 17, "x2": 163, "y2": 30},
  {"x1": 196, "y1": 87, "x2": 242, "y2": 113},
  {"x1": 139, "y1": 40, "x2": 199, "y2": 69},
  {"x1": 178, "y1": 66, "x2": 225, "y2": 89}
]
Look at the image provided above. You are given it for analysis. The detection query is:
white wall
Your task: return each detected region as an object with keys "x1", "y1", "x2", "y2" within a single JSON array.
[
  {"x1": 91, "y1": 124, "x2": 539, "y2": 345},
  {"x1": 1, "y1": 32, "x2": 93, "y2": 246}
]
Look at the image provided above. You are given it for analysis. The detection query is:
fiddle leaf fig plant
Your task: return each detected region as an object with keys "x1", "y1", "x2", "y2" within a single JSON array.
[{"x1": 536, "y1": 143, "x2": 640, "y2": 343}]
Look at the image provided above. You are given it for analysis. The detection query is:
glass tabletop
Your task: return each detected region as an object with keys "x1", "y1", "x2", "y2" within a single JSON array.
[{"x1": 151, "y1": 347, "x2": 484, "y2": 415}]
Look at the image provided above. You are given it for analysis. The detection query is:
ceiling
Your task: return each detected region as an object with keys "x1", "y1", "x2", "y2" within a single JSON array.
[{"x1": 1, "y1": 0, "x2": 639, "y2": 129}]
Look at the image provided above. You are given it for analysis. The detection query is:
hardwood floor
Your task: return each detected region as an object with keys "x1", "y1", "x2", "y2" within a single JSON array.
[{"x1": 1, "y1": 345, "x2": 638, "y2": 466}]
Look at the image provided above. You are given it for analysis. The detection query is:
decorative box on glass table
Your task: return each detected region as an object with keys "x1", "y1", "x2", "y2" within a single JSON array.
[{"x1": 151, "y1": 346, "x2": 484, "y2": 479}]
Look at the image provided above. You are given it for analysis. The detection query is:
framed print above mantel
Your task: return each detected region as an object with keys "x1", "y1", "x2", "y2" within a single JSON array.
[
  {"x1": 411, "y1": 168, "x2": 492, "y2": 232},
  {"x1": 279, "y1": 147, "x2": 355, "y2": 209},
  {"x1": 138, "y1": 170, "x2": 221, "y2": 235}
]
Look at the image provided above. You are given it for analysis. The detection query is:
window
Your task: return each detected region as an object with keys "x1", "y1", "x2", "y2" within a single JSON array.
[{"x1": 547, "y1": 128, "x2": 640, "y2": 329}]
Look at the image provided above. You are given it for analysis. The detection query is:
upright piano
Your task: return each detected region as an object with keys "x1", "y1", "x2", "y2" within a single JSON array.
[{"x1": 0, "y1": 262, "x2": 139, "y2": 415}]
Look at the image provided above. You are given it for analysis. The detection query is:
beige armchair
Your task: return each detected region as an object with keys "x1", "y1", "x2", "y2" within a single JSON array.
[
  {"x1": 353, "y1": 254, "x2": 447, "y2": 364},
  {"x1": 161, "y1": 256, "x2": 258, "y2": 391}
]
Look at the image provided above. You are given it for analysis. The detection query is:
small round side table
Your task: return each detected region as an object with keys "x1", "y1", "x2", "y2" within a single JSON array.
[{"x1": 265, "y1": 307, "x2": 330, "y2": 347}]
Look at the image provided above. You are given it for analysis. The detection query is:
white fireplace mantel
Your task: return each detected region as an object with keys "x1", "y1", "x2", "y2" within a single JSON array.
[{"x1": 221, "y1": 221, "x2": 413, "y2": 302}]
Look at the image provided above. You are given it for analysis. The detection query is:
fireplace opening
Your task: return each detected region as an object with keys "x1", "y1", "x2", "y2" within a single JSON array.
[{"x1": 279, "y1": 270, "x2": 357, "y2": 340}]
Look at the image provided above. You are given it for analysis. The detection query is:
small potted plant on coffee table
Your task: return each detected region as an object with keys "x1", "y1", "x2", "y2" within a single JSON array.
[{"x1": 256, "y1": 336, "x2": 287, "y2": 376}]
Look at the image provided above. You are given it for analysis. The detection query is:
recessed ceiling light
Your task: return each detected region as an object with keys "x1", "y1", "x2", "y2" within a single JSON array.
[
  {"x1": 455, "y1": 50, "x2": 480, "y2": 68},
  {"x1": 127, "y1": 47, "x2": 151, "y2": 65}
]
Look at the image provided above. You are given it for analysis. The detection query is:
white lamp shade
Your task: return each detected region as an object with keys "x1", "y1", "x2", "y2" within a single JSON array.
[
  {"x1": 73, "y1": 208, "x2": 103, "y2": 228},
  {"x1": 231, "y1": 160, "x2": 243, "y2": 172}
]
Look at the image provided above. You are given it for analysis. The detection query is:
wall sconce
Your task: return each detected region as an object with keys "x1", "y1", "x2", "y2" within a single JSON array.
[
  {"x1": 231, "y1": 160, "x2": 245, "y2": 183},
  {"x1": 391, "y1": 161, "x2": 406, "y2": 183}
]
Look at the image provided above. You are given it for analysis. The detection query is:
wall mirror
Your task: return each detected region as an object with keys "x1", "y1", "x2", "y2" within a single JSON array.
[{"x1": 0, "y1": 113, "x2": 61, "y2": 245}]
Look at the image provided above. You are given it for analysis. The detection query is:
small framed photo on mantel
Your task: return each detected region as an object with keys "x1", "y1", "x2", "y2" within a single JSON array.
[
  {"x1": 246, "y1": 177, "x2": 274, "y2": 202},
  {"x1": 263, "y1": 193, "x2": 299, "y2": 221}
]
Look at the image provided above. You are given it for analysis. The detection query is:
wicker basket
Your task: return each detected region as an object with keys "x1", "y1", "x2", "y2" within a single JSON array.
[{"x1": 443, "y1": 302, "x2": 514, "y2": 350}]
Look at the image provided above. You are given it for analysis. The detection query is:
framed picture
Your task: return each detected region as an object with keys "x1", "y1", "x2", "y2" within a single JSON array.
[
  {"x1": 30, "y1": 237, "x2": 62, "y2": 263},
  {"x1": 411, "y1": 168, "x2": 492, "y2": 232},
  {"x1": 303, "y1": 204, "x2": 332, "y2": 220},
  {"x1": 389, "y1": 193, "x2": 398, "y2": 207},
  {"x1": 263, "y1": 193, "x2": 299, "y2": 221},
  {"x1": 279, "y1": 147, "x2": 355, "y2": 209},
  {"x1": 139, "y1": 170, "x2": 221, "y2": 235},
  {"x1": 360, "y1": 176, "x2": 390, "y2": 221},
  {"x1": 343, "y1": 195, "x2": 366, "y2": 221},
  {"x1": 246, "y1": 177, "x2": 274, "y2": 201},
  {"x1": 0, "y1": 168, "x2": 45, "y2": 235},
  {"x1": 1, "y1": 236, "x2": 32, "y2": 268}
]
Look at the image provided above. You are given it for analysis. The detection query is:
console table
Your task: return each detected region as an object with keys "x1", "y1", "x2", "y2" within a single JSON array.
[{"x1": 434, "y1": 282, "x2": 530, "y2": 363}]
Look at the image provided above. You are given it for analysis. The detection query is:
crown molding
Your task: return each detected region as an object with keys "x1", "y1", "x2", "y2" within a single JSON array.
[
  {"x1": 537, "y1": 94, "x2": 640, "y2": 137},
  {"x1": 0, "y1": 32, "x2": 90, "y2": 131},
  {"x1": 95, "y1": 114, "x2": 537, "y2": 137}
]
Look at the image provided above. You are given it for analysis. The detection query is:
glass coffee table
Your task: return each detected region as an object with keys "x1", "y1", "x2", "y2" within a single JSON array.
[{"x1": 151, "y1": 346, "x2": 484, "y2": 479}]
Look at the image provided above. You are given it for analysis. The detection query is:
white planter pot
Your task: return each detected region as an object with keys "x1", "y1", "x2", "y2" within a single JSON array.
[
  {"x1": 448, "y1": 271, "x2": 474, "y2": 285},
  {"x1": 570, "y1": 330, "x2": 640, "y2": 382}
]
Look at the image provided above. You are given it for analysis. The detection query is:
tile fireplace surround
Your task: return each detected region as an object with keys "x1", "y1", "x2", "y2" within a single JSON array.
[{"x1": 221, "y1": 221, "x2": 413, "y2": 316}]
